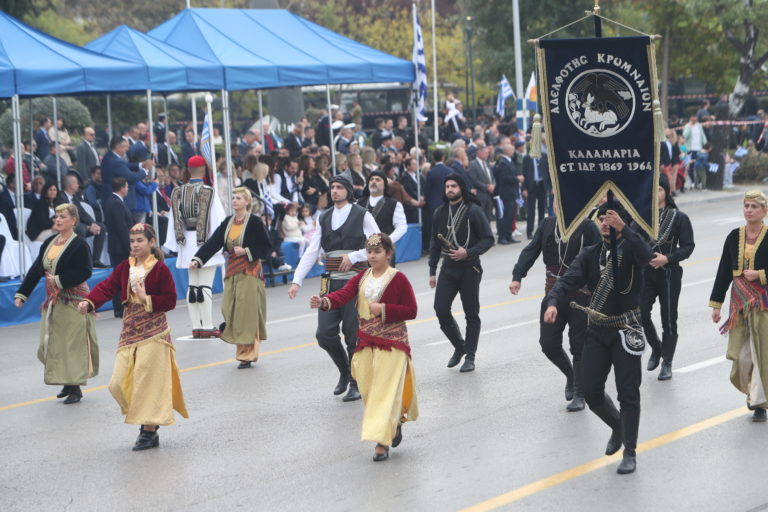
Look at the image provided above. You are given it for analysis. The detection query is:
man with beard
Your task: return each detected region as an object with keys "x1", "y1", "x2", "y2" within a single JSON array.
[
  {"x1": 641, "y1": 173, "x2": 695, "y2": 381},
  {"x1": 510, "y1": 213, "x2": 600, "y2": 411},
  {"x1": 289, "y1": 175, "x2": 380, "y2": 402},
  {"x1": 429, "y1": 174, "x2": 494, "y2": 373},
  {"x1": 544, "y1": 202, "x2": 651, "y2": 474},
  {"x1": 357, "y1": 171, "x2": 407, "y2": 261}
]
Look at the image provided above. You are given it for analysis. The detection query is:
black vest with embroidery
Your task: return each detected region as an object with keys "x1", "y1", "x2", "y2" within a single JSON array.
[{"x1": 319, "y1": 204, "x2": 367, "y2": 252}]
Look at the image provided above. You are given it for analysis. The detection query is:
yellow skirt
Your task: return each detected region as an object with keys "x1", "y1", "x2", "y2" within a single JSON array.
[
  {"x1": 108, "y1": 333, "x2": 188, "y2": 426},
  {"x1": 351, "y1": 347, "x2": 418, "y2": 446}
]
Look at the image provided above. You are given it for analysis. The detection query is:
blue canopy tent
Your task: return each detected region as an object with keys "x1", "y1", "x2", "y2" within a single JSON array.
[
  {"x1": 148, "y1": 8, "x2": 415, "y2": 180},
  {"x1": 85, "y1": 25, "x2": 230, "y2": 224},
  {"x1": 0, "y1": 11, "x2": 150, "y2": 278}
]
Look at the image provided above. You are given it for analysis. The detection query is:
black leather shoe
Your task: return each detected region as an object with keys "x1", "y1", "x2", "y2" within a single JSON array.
[
  {"x1": 459, "y1": 357, "x2": 475, "y2": 373},
  {"x1": 752, "y1": 408, "x2": 767, "y2": 422},
  {"x1": 333, "y1": 374, "x2": 350, "y2": 395},
  {"x1": 373, "y1": 444, "x2": 389, "y2": 462},
  {"x1": 57, "y1": 386, "x2": 71, "y2": 399},
  {"x1": 498, "y1": 238, "x2": 511, "y2": 245},
  {"x1": 658, "y1": 361, "x2": 673, "y2": 381},
  {"x1": 509, "y1": 239, "x2": 521, "y2": 244},
  {"x1": 617, "y1": 451, "x2": 637, "y2": 474},
  {"x1": 342, "y1": 381, "x2": 361, "y2": 402},
  {"x1": 392, "y1": 425, "x2": 403, "y2": 448},
  {"x1": 566, "y1": 395, "x2": 586, "y2": 412},
  {"x1": 447, "y1": 350, "x2": 464, "y2": 368},
  {"x1": 605, "y1": 429, "x2": 622, "y2": 456},
  {"x1": 565, "y1": 379, "x2": 574, "y2": 401},
  {"x1": 237, "y1": 362, "x2": 252, "y2": 369},
  {"x1": 133, "y1": 428, "x2": 159, "y2": 451},
  {"x1": 63, "y1": 394, "x2": 81, "y2": 404},
  {"x1": 647, "y1": 352, "x2": 661, "y2": 371}
]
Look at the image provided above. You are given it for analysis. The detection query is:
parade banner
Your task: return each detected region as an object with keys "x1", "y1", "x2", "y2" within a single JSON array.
[{"x1": 536, "y1": 36, "x2": 660, "y2": 238}]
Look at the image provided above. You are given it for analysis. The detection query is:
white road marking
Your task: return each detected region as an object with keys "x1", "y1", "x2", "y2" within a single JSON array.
[
  {"x1": 424, "y1": 319, "x2": 538, "y2": 346},
  {"x1": 676, "y1": 356, "x2": 726, "y2": 373},
  {"x1": 681, "y1": 277, "x2": 715, "y2": 288}
]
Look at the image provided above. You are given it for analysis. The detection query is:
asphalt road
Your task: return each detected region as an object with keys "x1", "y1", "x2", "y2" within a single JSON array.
[{"x1": 1, "y1": 187, "x2": 766, "y2": 512}]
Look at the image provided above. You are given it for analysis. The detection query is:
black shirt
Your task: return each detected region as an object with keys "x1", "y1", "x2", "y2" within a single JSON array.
[{"x1": 429, "y1": 199, "x2": 494, "y2": 276}]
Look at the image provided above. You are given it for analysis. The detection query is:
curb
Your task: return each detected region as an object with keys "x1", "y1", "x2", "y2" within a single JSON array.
[{"x1": 674, "y1": 187, "x2": 765, "y2": 208}]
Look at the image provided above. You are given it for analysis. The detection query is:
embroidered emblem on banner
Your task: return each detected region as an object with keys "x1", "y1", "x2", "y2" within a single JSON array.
[{"x1": 567, "y1": 70, "x2": 634, "y2": 137}]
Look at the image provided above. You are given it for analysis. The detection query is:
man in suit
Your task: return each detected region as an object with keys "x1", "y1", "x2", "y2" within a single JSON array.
[
  {"x1": 449, "y1": 147, "x2": 475, "y2": 193},
  {"x1": 83, "y1": 166, "x2": 103, "y2": 221},
  {"x1": 494, "y1": 142, "x2": 523, "y2": 245},
  {"x1": 0, "y1": 176, "x2": 18, "y2": 240},
  {"x1": 467, "y1": 142, "x2": 496, "y2": 222},
  {"x1": 400, "y1": 157, "x2": 425, "y2": 224},
  {"x1": 76, "y1": 126, "x2": 100, "y2": 182},
  {"x1": 425, "y1": 149, "x2": 453, "y2": 214},
  {"x1": 104, "y1": 177, "x2": 133, "y2": 317},
  {"x1": 660, "y1": 128, "x2": 681, "y2": 194},
  {"x1": 128, "y1": 132, "x2": 151, "y2": 162},
  {"x1": 181, "y1": 129, "x2": 199, "y2": 165},
  {"x1": 284, "y1": 124, "x2": 306, "y2": 159},
  {"x1": 34, "y1": 117, "x2": 52, "y2": 161},
  {"x1": 24, "y1": 175, "x2": 45, "y2": 209},
  {"x1": 523, "y1": 150, "x2": 548, "y2": 239},
  {"x1": 101, "y1": 136, "x2": 152, "y2": 214},
  {"x1": 156, "y1": 132, "x2": 180, "y2": 169},
  {"x1": 59, "y1": 175, "x2": 107, "y2": 267},
  {"x1": 42, "y1": 145, "x2": 70, "y2": 184}
]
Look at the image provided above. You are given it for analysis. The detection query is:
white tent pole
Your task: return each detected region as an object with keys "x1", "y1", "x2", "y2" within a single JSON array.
[
  {"x1": 12, "y1": 95, "x2": 26, "y2": 277},
  {"x1": 106, "y1": 95, "x2": 113, "y2": 140},
  {"x1": 191, "y1": 95, "x2": 199, "y2": 143},
  {"x1": 163, "y1": 95, "x2": 172, "y2": 166},
  {"x1": 52, "y1": 97, "x2": 61, "y2": 190},
  {"x1": 326, "y1": 84, "x2": 336, "y2": 175},
  {"x1": 222, "y1": 89, "x2": 234, "y2": 214},
  {"x1": 431, "y1": 0, "x2": 439, "y2": 143},
  {"x1": 205, "y1": 94, "x2": 217, "y2": 196},
  {"x1": 147, "y1": 90, "x2": 159, "y2": 237},
  {"x1": 28, "y1": 99, "x2": 34, "y2": 177},
  {"x1": 258, "y1": 90, "x2": 264, "y2": 125}
]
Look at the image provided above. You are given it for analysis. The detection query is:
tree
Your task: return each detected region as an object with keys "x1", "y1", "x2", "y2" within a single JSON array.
[
  {"x1": 0, "y1": 97, "x2": 93, "y2": 146},
  {"x1": 0, "y1": 0, "x2": 53, "y2": 20}
]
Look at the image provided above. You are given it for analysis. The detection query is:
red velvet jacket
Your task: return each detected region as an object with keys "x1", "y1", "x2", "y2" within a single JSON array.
[
  {"x1": 325, "y1": 269, "x2": 418, "y2": 325},
  {"x1": 86, "y1": 259, "x2": 177, "y2": 313}
]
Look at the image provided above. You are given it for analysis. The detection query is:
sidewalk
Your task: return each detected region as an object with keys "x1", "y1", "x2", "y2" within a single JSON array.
[{"x1": 672, "y1": 183, "x2": 760, "y2": 207}]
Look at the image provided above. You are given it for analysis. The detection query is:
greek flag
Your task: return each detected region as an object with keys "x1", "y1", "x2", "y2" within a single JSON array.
[
  {"x1": 496, "y1": 75, "x2": 514, "y2": 118},
  {"x1": 200, "y1": 112, "x2": 213, "y2": 169},
  {"x1": 412, "y1": 5, "x2": 428, "y2": 122}
]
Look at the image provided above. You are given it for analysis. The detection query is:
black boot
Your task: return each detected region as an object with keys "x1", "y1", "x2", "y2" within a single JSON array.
[
  {"x1": 658, "y1": 360, "x2": 673, "y2": 381},
  {"x1": 333, "y1": 373, "x2": 350, "y2": 395},
  {"x1": 133, "y1": 427, "x2": 159, "y2": 451},
  {"x1": 447, "y1": 349, "x2": 465, "y2": 368},
  {"x1": 342, "y1": 380, "x2": 361, "y2": 402},
  {"x1": 566, "y1": 361, "x2": 585, "y2": 412},
  {"x1": 459, "y1": 355, "x2": 475, "y2": 373},
  {"x1": 57, "y1": 386, "x2": 71, "y2": 399},
  {"x1": 63, "y1": 386, "x2": 82, "y2": 404},
  {"x1": 589, "y1": 394, "x2": 622, "y2": 455},
  {"x1": 543, "y1": 347, "x2": 574, "y2": 400},
  {"x1": 617, "y1": 449, "x2": 637, "y2": 474},
  {"x1": 752, "y1": 408, "x2": 767, "y2": 422},
  {"x1": 647, "y1": 350, "x2": 660, "y2": 371}
]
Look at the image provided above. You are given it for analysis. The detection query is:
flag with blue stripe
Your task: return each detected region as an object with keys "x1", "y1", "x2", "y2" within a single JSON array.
[
  {"x1": 412, "y1": 5, "x2": 428, "y2": 122},
  {"x1": 496, "y1": 75, "x2": 514, "y2": 118},
  {"x1": 200, "y1": 112, "x2": 213, "y2": 169}
]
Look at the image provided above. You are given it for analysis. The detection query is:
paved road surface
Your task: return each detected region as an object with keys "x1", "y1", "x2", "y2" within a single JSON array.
[{"x1": 1, "y1": 188, "x2": 766, "y2": 512}]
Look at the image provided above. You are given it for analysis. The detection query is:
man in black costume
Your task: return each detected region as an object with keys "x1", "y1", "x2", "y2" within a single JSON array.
[
  {"x1": 429, "y1": 174, "x2": 494, "y2": 373},
  {"x1": 545, "y1": 202, "x2": 651, "y2": 474},
  {"x1": 511, "y1": 214, "x2": 600, "y2": 411}
]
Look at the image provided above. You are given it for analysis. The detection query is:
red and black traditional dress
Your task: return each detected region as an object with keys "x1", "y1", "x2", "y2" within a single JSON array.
[
  {"x1": 85, "y1": 256, "x2": 188, "y2": 425},
  {"x1": 321, "y1": 267, "x2": 419, "y2": 446}
]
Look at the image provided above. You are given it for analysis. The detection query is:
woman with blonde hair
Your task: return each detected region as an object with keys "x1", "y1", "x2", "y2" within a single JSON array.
[
  {"x1": 191, "y1": 187, "x2": 272, "y2": 368},
  {"x1": 711, "y1": 190, "x2": 768, "y2": 421},
  {"x1": 15, "y1": 203, "x2": 99, "y2": 404}
]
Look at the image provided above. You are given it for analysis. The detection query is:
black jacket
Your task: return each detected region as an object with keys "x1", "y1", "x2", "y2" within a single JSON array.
[
  {"x1": 27, "y1": 198, "x2": 63, "y2": 241},
  {"x1": 660, "y1": 141, "x2": 681, "y2": 166},
  {"x1": 710, "y1": 227, "x2": 768, "y2": 307},
  {"x1": 16, "y1": 234, "x2": 92, "y2": 300},
  {"x1": 193, "y1": 214, "x2": 272, "y2": 266},
  {"x1": 523, "y1": 154, "x2": 549, "y2": 192},
  {"x1": 103, "y1": 194, "x2": 133, "y2": 258},
  {"x1": 493, "y1": 156, "x2": 520, "y2": 200},
  {"x1": 546, "y1": 224, "x2": 652, "y2": 316},
  {"x1": 429, "y1": 200, "x2": 494, "y2": 276},
  {"x1": 641, "y1": 206, "x2": 695, "y2": 267}
]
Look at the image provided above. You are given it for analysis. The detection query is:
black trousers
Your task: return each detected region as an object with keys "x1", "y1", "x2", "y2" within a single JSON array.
[
  {"x1": 582, "y1": 326, "x2": 642, "y2": 451},
  {"x1": 316, "y1": 279, "x2": 359, "y2": 377},
  {"x1": 641, "y1": 265, "x2": 682, "y2": 363},
  {"x1": 108, "y1": 253, "x2": 128, "y2": 316},
  {"x1": 497, "y1": 197, "x2": 516, "y2": 241},
  {"x1": 434, "y1": 262, "x2": 482, "y2": 359},
  {"x1": 75, "y1": 222, "x2": 106, "y2": 264},
  {"x1": 539, "y1": 295, "x2": 587, "y2": 364},
  {"x1": 526, "y1": 182, "x2": 547, "y2": 236}
]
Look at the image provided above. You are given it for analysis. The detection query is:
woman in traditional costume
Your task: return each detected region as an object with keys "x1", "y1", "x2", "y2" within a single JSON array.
[
  {"x1": 190, "y1": 187, "x2": 271, "y2": 369},
  {"x1": 79, "y1": 223, "x2": 188, "y2": 451},
  {"x1": 14, "y1": 204, "x2": 99, "y2": 404},
  {"x1": 710, "y1": 190, "x2": 768, "y2": 422},
  {"x1": 310, "y1": 233, "x2": 419, "y2": 461}
]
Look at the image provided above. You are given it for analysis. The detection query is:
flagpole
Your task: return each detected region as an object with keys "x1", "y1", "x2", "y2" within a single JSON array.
[
  {"x1": 191, "y1": 96, "x2": 199, "y2": 144},
  {"x1": 326, "y1": 84, "x2": 336, "y2": 175},
  {"x1": 412, "y1": 2, "x2": 422, "y2": 226},
  {"x1": 512, "y1": 0, "x2": 525, "y2": 131},
  {"x1": 52, "y1": 96, "x2": 61, "y2": 190},
  {"x1": 205, "y1": 94, "x2": 217, "y2": 194},
  {"x1": 146, "y1": 89, "x2": 159, "y2": 237},
  {"x1": 12, "y1": 95, "x2": 26, "y2": 277},
  {"x1": 430, "y1": 0, "x2": 439, "y2": 143},
  {"x1": 222, "y1": 89, "x2": 235, "y2": 214}
]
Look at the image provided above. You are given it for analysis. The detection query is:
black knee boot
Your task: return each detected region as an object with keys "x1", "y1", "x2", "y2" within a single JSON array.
[
  {"x1": 440, "y1": 317, "x2": 466, "y2": 368},
  {"x1": 588, "y1": 394, "x2": 622, "y2": 455},
  {"x1": 566, "y1": 360, "x2": 585, "y2": 412},
  {"x1": 543, "y1": 347, "x2": 574, "y2": 400}
]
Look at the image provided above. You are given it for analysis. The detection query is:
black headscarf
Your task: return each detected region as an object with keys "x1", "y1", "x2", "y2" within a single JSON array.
[
  {"x1": 329, "y1": 174, "x2": 354, "y2": 201},
  {"x1": 362, "y1": 170, "x2": 389, "y2": 198},
  {"x1": 443, "y1": 173, "x2": 480, "y2": 205},
  {"x1": 658, "y1": 173, "x2": 677, "y2": 209},
  {"x1": 596, "y1": 199, "x2": 633, "y2": 226}
]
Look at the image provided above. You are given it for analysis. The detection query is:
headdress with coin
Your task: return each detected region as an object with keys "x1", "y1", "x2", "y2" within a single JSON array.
[{"x1": 365, "y1": 233, "x2": 383, "y2": 250}]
